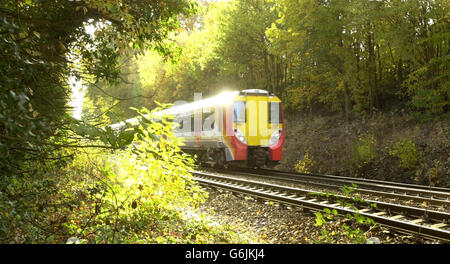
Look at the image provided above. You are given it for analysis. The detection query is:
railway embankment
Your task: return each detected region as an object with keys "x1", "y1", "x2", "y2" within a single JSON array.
[{"x1": 278, "y1": 112, "x2": 449, "y2": 188}]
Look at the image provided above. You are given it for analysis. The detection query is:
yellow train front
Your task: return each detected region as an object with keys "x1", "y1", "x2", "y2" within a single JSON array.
[{"x1": 169, "y1": 89, "x2": 285, "y2": 168}]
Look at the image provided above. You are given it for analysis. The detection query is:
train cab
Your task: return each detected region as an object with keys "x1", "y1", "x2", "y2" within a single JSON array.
[{"x1": 230, "y1": 89, "x2": 285, "y2": 167}]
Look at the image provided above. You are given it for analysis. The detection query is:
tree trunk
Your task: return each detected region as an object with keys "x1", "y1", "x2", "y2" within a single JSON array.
[{"x1": 344, "y1": 81, "x2": 350, "y2": 123}]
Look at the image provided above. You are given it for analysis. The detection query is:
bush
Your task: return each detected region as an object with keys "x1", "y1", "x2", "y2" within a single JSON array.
[
  {"x1": 352, "y1": 135, "x2": 377, "y2": 168},
  {"x1": 61, "y1": 107, "x2": 252, "y2": 243},
  {"x1": 418, "y1": 159, "x2": 449, "y2": 187},
  {"x1": 295, "y1": 151, "x2": 315, "y2": 173},
  {"x1": 389, "y1": 138, "x2": 422, "y2": 169}
]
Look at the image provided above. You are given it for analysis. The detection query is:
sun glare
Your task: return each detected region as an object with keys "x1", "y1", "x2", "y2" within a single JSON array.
[
  {"x1": 69, "y1": 76, "x2": 84, "y2": 120},
  {"x1": 68, "y1": 22, "x2": 97, "y2": 120}
]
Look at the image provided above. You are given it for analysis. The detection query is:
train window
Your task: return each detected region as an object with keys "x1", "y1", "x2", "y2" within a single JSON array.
[
  {"x1": 268, "y1": 102, "x2": 282, "y2": 123},
  {"x1": 233, "y1": 101, "x2": 246, "y2": 123}
]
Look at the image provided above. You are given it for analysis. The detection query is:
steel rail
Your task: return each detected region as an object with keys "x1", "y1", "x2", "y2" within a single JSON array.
[
  {"x1": 257, "y1": 168, "x2": 450, "y2": 194},
  {"x1": 193, "y1": 171, "x2": 450, "y2": 242},
  {"x1": 221, "y1": 168, "x2": 450, "y2": 207},
  {"x1": 219, "y1": 169, "x2": 450, "y2": 209}
]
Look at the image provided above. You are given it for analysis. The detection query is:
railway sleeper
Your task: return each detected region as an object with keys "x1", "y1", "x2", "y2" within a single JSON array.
[
  {"x1": 410, "y1": 219, "x2": 424, "y2": 224},
  {"x1": 431, "y1": 223, "x2": 447, "y2": 229},
  {"x1": 391, "y1": 215, "x2": 405, "y2": 220}
]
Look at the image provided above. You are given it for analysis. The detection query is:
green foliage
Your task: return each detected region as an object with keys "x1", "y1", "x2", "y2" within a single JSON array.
[
  {"x1": 314, "y1": 209, "x2": 338, "y2": 243},
  {"x1": 0, "y1": 14, "x2": 65, "y2": 175},
  {"x1": 94, "y1": 0, "x2": 284, "y2": 108},
  {"x1": 1, "y1": 0, "x2": 251, "y2": 243},
  {"x1": 83, "y1": 56, "x2": 145, "y2": 121},
  {"x1": 63, "y1": 107, "x2": 205, "y2": 243},
  {"x1": 314, "y1": 185, "x2": 376, "y2": 244},
  {"x1": 408, "y1": 83, "x2": 450, "y2": 121},
  {"x1": 268, "y1": 0, "x2": 449, "y2": 117},
  {"x1": 427, "y1": 160, "x2": 448, "y2": 187},
  {"x1": 314, "y1": 207, "x2": 373, "y2": 244},
  {"x1": 389, "y1": 138, "x2": 422, "y2": 169},
  {"x1": 352, "y1": 135, "x2": 377, "y2": 168},
  {"x1": 87, "y1": 0, "x2": 448, "y2": 120},
  {"x1": 0, "y1": 0, "x2": 196, "y2": 178},
  {"x1": 0, "y1": 107, "x2": 252, "y2": 243}
]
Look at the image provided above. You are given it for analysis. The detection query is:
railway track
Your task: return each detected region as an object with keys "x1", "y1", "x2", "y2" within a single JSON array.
[
  {"x1": 219, "y1": 168, "x2": 450, "y2": 210},
  {"x1": 192, "y1": 170, "x2": 450, "y2": 242}
]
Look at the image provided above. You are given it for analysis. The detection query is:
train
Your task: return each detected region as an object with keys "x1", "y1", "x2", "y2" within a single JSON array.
[{"x1": 112, "y1": 89, "x2": 285, "y2": 168}]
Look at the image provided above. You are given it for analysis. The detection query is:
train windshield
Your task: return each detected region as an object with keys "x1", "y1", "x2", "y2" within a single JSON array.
[
  {"x1": 269, "y1": 102, "x2": 282, "y2": 123},
  {"x1": 233, "y1": 101, "x2": 246, "y2": 123}
]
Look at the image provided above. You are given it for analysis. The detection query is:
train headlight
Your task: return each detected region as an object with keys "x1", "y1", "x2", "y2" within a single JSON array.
[
  {"x1": 234, "y1": 129, "x2": 247, "y2": 144},
  {"x1": 269, "y1": 129, "x2": 283, "y2": 146}
]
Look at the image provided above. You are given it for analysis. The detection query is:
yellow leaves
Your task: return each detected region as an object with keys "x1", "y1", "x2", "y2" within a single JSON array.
[
  {"x1": 264, "y1": 201, "x2": 275, "y2": 206},
  {"x1": 196, "y1": 234, "x2": 206, "y2": 243},
  {"x1": 295, "y1": 150, "x2": 315, "y2": 173},
  {"x1": 32, "y1": 31, "x2": 40, "y2": 39},
  {"x1": 261, "y1": 233, "x2": 268, "y2": 240}
]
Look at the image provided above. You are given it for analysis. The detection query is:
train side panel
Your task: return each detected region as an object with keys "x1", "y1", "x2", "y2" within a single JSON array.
[{"x1": 173, "y1": 101, "x2": 242, "y2": 162}]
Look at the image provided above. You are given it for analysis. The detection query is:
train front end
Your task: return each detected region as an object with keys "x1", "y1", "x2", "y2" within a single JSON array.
[{"x1": 228, "y1": 89, "x2": 285, "y2": 168}]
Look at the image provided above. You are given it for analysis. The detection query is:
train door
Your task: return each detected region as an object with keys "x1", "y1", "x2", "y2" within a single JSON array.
[{"x1": 245, "y1": 97, "x2": 269, "y2": 146}]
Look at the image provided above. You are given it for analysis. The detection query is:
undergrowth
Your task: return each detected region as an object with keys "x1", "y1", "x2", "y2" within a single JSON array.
[
  {"x1": 280, "y1": 112, "x2": 449, "y2": 187},
  {"x1": 0, "y1": 107, "x2": 253, "y2": 243},
  {"x1": 313, "y1": 185, "x2": 377, "y2": 244}
]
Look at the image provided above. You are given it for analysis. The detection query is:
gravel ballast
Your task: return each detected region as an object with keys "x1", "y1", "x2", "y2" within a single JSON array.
[{"x1": 199, "y1": 187, "x2": 444, "y2": 244}]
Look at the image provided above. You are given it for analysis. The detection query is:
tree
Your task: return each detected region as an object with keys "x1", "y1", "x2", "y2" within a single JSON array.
[
  {"x1": 80, "y1": 0, "x2": 448, "y2": 121},
  {"x1": 83, "y1": 55, "x2": 148, "y2": 122},
  {"x1": 216, "y1": 0, "x2": 281, "y2": 94},
  {"x1": 267, "y1": 0, "x2": 448, "y2": 118},
  {"x1": 267, "y1": 0, "x2": 352, "y2": 114},
  {"x1": 0, "y1": 0, "x2": 196, "y2": 176},
  {"x1": 130, "y1": 1, "x2": 232, "y2": 104}
]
